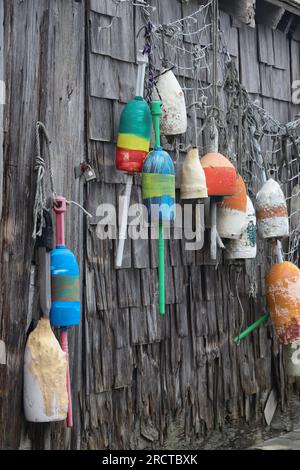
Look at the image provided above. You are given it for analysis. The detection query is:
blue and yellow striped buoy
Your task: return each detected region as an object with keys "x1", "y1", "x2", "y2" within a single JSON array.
[{"x1": 142, "y1": 101, "x2": 175, "y2": 315}]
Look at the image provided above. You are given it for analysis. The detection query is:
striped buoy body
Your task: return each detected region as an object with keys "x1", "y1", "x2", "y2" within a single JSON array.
[
  {"x1": 180, "y1": 148, "x2": 208, "y2": 199},
  {"x1": 256, "y1": 178, "x2": 289, "y2": 239},
  {"x1": 266, "y1": 261, "x2": 300, "y2": 345},
  {"x1": 200, "y1": 152, "x2": 237, "y2": 197},
  {"x1": 116, "y1": 96, "x2": 152, "y2": 173},
  {"x1": 225, "y1": 196, "x2": 257, "y2": 259},
  {"x1": 50, "y1": 247, "x2": 80, "y2": 327},
  {"x1": 217, "y1": 174, "x2": 247, "y2": 239},
  {"x1": 154, "y1": 70, "x2": 187, "y2": 136},
  {"x1": 142, "y1": 147, "x2": 175, "y2": 223}
]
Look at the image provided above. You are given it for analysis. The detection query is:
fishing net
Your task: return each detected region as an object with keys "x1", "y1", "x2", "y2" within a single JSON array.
[{"x1": 112, "y1": 0, "x2": 300, "y2": 266}]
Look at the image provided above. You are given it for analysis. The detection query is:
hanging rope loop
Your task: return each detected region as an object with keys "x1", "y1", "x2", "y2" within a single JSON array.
[{"x1": 32, "y1": 121, "x2": 56, "y2": 240}]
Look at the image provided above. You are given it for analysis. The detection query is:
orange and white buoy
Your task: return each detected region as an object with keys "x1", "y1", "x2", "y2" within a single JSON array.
[
  {"x1": 256, "y1": 178, "x2": 289, "y2": 239},
  {"x1": 180, "y1": 148, "x2": 208, "y2": 199},
  {"x1": 266, "y1": 261, "x2": 300, "y2": 345},
  {"x1": 217, "y1": 174, "x2": 247, "y2": 239},
  {"x1": 200, "y1": 152, "x2": 237, "y2": 197},
  {"x1": 225, "y1": 196, "x2": 257, "y2": 259}
]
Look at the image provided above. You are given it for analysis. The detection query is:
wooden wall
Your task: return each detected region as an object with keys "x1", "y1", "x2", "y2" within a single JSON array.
[{"x1": 0, "y1": 0, "x2": 300, "y2": 450}]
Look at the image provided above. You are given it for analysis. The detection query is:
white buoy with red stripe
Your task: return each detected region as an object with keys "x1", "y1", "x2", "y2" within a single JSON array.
[{"x1": 256, "y1": 178, "x2": 289, "y2": 239}]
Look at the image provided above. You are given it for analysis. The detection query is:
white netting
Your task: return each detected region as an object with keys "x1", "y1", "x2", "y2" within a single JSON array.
[{"x1": 112, "y1": 0, "x2": 300, "y2": 265}]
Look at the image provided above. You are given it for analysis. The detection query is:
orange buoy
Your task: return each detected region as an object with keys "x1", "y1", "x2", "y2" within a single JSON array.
[
  {"x1": 266, "y1": 261, "x2": 300, "y2": 345},
  {"x1": 217, "y1": 174, "x2": 247, "y2": 239},
  {"x1": 200, "y1": 152, "x2": 237, "y2": 197}
]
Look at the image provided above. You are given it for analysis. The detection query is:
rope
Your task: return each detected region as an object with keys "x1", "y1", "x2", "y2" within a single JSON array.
[{"x1": 32, "y1": 122, "x2": 56, "y2": 239}]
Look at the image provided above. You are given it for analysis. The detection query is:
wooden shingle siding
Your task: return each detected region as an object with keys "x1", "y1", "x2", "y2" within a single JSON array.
[
  {"x1": 239, "y1": 24, "x2": 261, "y2": 93},
  {"x1": 1, "y1": 0, "x2": 300, "y2": 451}
]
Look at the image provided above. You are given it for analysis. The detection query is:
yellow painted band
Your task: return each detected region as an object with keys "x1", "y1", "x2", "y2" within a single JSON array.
[{"x1": 117, "y1": 133, "x2": 149, "y2": 152}]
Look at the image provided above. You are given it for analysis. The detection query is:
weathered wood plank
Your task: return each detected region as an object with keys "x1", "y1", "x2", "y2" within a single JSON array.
[
  {"x1": 239, "y1": 25, "x2": 261, "y2": 93},
  {"x1": 258, "y1": 24, "x2": 275, "y2": 65}
]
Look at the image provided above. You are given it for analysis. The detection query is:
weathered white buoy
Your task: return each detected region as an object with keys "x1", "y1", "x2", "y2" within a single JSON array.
[
  {"x1": 256, "y1": 178, "x2": 289, "y2": 239},
  {"x1": 225, "y1": 196, "x2": 257, "y2": 259},
  {"x1": 217, "y1": 174, "x2": 247, "y2": 239},
  {"x1": 180, "y1": 148, "x2": 208, "y2": 199},
  {"x1": 283, "y1": 340, "x2": 300, "y2": 377},
  {"x1": 154, "y1": 69, "x2": 187, "y2": 136},
  {"x1": 24, "y1": 318, "x2": 68, "y2": 422},
  {"x1": 290, "y1": 184, "x2": 300, "y2": 232}
]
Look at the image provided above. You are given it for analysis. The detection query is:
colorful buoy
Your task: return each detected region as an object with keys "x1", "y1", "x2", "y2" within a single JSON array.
[
  {"x1": 200, "y1": 152, "x2": 237, "y2": 197},
  {"x1": 266, "y1": 261, "x2": 300, "y2": 345},
  {"x1": 217, "y1": 174, "x2": 247, "y2": 239},
  {"x1": 225, "y1": 196, "x2": 257, "y2": 259},
  {"x1": 256, "y1": 178, "x2": 289, "y2": 239},
  {"x1": 142, "y1": 101, "x2": 175, "y2": 315},
  {"x1": 180, "y1": 147, "x2": 208, "y2": 200},
  {"x1": 153, "y1": 69, "x2": 187, "y2": 136},
  {"x1": 115, "y1": 52, "x2": 152, "y2": 268}
]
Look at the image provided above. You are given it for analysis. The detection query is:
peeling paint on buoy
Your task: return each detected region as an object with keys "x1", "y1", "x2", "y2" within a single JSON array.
[
  {"x1": 256, "y1": 178, "x2": 289, "y2": 239},
  {"x1": 153, "y1": 70, "x2": 187, "y2": 136},
  {"x1": 217, "y1": 174, "x2": 247, "y2": 239},
  {"x1": 225, "y1": 196, "x2": 257, "y2": 259},
  {"x1": 266, "y1": 262, "x2": 300, "y2": 345},
  {"x1": 24, "y1": 318, "x2": 68, "y2": 422}
]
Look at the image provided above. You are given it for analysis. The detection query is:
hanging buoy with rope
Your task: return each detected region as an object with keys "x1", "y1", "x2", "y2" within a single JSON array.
[
  {"x1": 217, "y1": 174, "x2": 247, "y2": 239},
  {"x1": 24, "y1": 123, "x2": 68, "y2": 423},
  {"x1": 154, "y1": 68, "x2": 187, "y2": 136},
  {"x1": 24, "y1": 210, "x2": 68, "y2": 422},
  {"x1": 115, "y1": 51, "x2": 152, "y2": 268},
  {"x1": 225, "y1": 196, "x2": 257, "y2": 259},
  {"x1": 256, "y1": 178, "x2": 289, "y2": 239},
  {"x1": 142, "y1": 101, "x2": 175, "y2": 315},
  {"x1": 266, "y1": 261, "x2": 300, "y2": 345},
  {"x1": 50, "y1": 196, "x2": 82, "y2": 428},
  {"x1": 200, "y1": 118, "x2": 237, "y2": 259}
]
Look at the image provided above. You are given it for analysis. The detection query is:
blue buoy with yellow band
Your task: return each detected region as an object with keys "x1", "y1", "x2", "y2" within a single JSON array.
[
  {"x1": 142, "y1": 101, "x2": 175, "y2": 316},
  {"x1": 50, "y1": 196, "x2": 80, "y2": 327}
]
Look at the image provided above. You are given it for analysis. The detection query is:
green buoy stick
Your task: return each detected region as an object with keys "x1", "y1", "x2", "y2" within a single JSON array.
[
  {"x1": 151, "y1": 101, "x2": 165, "y2": 315},
  {"x1": 233, "y1": 313, "x2": 269, "y2": 343}
]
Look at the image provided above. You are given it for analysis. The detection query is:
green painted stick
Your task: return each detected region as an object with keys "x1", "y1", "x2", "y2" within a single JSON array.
[
  {"x1": 158, "y1": 223, "x2": 165, "y2": 315},
  {"x1": 151, "y1": 101, "x2": 165, "y2": 315},
  {"x1": 233, "y1": 313, "x2": 269, "y2": 343}
]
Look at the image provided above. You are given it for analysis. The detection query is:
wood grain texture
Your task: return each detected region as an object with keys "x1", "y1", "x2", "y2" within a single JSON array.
[{"x1": 1, "y1": 0, "x2": 300, "y2": 451}]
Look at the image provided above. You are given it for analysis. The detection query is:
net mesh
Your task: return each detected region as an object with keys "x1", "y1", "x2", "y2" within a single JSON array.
[{"x1": 114, "y1": 0, "x2": 300, "y2": 265}]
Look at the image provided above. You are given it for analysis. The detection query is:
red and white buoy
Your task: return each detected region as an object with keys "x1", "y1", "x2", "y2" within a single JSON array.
[{"x1": 256, "y1": 178, "x2": 289, "y2": 239}]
